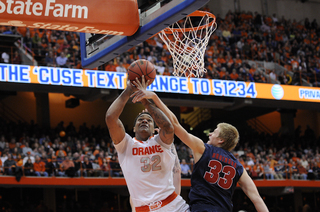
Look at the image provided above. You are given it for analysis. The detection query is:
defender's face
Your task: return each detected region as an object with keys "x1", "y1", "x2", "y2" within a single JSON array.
[
  {"x1": 134, "y1": 114, "x2": 154, "y2": 135},
  {"x1": 207, "y1": 127, "x2": 221, "y2": 146}
]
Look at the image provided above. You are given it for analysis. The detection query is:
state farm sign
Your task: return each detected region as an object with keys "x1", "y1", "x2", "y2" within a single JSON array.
[{"x1": 0, "y1": 0, "x2": 140, "y2": 35}]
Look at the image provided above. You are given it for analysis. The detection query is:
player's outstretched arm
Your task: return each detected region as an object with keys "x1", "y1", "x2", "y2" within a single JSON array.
[
  {"x1": 131, "y1": 77, "x2": 205, "y2": 159},
  {"x1": 238, "y1": 168, "x2": 269, "y2": 212},
  {"x1": 106, "y1": 80, "x2": 134, "y2": 145},
  {"x1": 140, "y1": 98, "x2": 174, "y2": 145}
]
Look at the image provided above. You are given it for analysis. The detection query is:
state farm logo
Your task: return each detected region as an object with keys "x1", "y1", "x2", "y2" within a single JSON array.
[
  {"x1": 0, "y1": 20, "x2": 26, "y2": 26},
  {"x1": 0, "y1": 0, "x2": 88, "y2": 19},
  {"x1": 0, "y1": 19, "x2": 124, "y2": 35}
]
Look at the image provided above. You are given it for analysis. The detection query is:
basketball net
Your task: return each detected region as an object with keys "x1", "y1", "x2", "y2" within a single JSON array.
[{"x1": 158, "y1": 11, "x2": 217, "y2": 78}]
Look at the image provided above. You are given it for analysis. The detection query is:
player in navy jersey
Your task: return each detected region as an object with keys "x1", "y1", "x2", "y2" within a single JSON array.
[{"x1": 131, "y1": 76, "x2": 269, "y2": 212}]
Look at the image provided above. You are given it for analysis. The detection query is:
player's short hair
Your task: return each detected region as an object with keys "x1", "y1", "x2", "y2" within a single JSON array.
[
  {"x1": 217, "y1": 123, "x2": 239, "y2": 152},
  {"x1": 133, "y1": 112, "x2": 155, "y2": 127}
]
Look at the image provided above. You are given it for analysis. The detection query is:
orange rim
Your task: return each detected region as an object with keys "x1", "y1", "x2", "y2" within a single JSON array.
[{"x1": 161, "y1": 10, "x2": 216, "y2": 34}]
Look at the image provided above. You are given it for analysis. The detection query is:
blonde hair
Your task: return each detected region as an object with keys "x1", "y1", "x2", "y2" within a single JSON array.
[{"x1": 217, "y1": 123, "x2": 239, "y2": 151}]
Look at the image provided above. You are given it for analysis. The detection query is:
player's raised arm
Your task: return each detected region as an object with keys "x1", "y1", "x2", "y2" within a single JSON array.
[
  {"x1": 131, "y1": 77, "x2": 205, "y2": 161},
  {"x1": 105, "y1": 80, "x2": 134, "y2": 145},
  {"x1": 139, "y1": 98, "x2": 174, "y2": 145},
  {"x1": 238, "y1": 168, "x2": 269, "y2": 212}
]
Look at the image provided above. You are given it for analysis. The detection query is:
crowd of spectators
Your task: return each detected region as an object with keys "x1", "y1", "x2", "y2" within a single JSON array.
[
  {"x1": 1, "y1": 7, "x2": 320, "y2": 179},
  {"x1": 0, "y1": 115, "x2": 319, "y2": 181},
  {"x1": 1, "y1": 8, "x2": 320, "y2": 86}
]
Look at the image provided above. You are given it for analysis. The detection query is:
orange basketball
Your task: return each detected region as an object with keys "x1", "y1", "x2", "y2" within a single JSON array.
[
  {"x1": 127, "y1": 59, "x2": 156, "y2": 86},
  {"x1": 59, "y1": 131, "x2": 66, "y2": 137}
]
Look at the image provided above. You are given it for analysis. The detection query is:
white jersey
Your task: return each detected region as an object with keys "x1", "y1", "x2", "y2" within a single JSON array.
[{"x1": 115, "y1": 133, "x2": 176, "y2": 207}]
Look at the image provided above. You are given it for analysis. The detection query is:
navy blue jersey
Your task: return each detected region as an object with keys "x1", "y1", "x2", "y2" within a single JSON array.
[{"x1": 189, "y1": 143, "x2": 244, "y2": 212}]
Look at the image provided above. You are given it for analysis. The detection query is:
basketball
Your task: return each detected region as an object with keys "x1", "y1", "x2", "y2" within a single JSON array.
[
  {"x1": 59, "y1": 131, "x2": 66, "y2": 137},
  {"x1": 127, "y1": 59, "x2": 156, "y2": 86}
]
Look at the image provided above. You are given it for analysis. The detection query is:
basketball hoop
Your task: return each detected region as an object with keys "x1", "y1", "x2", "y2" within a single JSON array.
[{"x1": 158, "y1": 10, "x2": 217, "y2": 78}]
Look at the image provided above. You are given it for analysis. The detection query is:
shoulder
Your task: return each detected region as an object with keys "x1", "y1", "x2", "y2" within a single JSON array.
[{"x1": 153, "y1": 134, "x2": 171, "y2": 150}]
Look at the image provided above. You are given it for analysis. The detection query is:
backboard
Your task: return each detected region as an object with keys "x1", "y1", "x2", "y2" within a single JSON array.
[{"x1": 80, "y1": 0, "x2": 210, "y2": 69}]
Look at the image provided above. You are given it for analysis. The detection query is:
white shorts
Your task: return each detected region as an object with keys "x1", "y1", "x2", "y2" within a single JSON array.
[
  {"x1": 158, "y1": 195, "x2": 189, "y2": 212},
  {"x1": 135, "y1": 193, "x2": 189, "y2": 212}
]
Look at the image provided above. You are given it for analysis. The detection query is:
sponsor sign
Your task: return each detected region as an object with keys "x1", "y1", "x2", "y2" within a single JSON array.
[
  {"x1": 0, "y1": 0, "x2": 139, "y2": 35},
  {"x1": 1, "y1": 64, "x2": 320, "y2": 103}
]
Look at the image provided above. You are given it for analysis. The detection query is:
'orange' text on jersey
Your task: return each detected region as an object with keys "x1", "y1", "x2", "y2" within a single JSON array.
[{"x1": 132, "y1": 145, "x2": 164, "y2": 155}]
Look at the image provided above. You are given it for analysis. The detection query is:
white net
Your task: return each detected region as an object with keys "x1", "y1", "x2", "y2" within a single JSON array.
[{"x1": 158, "y1": 11, "x2": 217, "y2": 78}]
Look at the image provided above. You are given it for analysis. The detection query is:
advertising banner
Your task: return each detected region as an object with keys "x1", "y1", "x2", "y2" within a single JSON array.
[
  {"x1": 0, "y1": 0, "x2": 139, "y2": 35},
  {"x1": 1, "y1": 63, "x2": 320, "y2": 103}
]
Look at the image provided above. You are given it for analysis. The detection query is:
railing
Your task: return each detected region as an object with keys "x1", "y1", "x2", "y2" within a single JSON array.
[
  {"x1": 1, "y1": 162, "x2": 316, "y2": 181},
  {"x1": 247, "y1": 118, "x2": 273, "y2": 135},
  {"x1": 1, "y1": 159, "x2": 119, "y2": 178},
  {"x1": 185, "y1": 108, "x2": 211, "y2": 128}
]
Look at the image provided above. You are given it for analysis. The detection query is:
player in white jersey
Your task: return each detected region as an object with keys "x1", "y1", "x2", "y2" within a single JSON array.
[
  {"x1": 130, "y1": 128, "x2": 182, "y2": 212},
  {"x1": 106, "y1": 80, "x2": 189, "y2": 212}
]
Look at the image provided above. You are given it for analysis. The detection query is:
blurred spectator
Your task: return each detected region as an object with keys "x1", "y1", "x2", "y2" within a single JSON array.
[
  {"x1": 230, "y1": 69, "x2": 239, "y2": 80},
  {"x1": 24, "y1": 157, "x2": 34, "y2": 176},
  {"x1": 263, "y1": 160, "x2": 275, "y2": 180},
  {"x1": 22, "y1": 142, "x2": 34, "y2": 157},
  {"x1": 56, "y1": 145, "x2": 67, "y2": 158},
  {"x1": 110, "y1": 155, "x2": 123, "y2": 177},
  {"x1": 100, "y1": 158, "x2": 112, "y2": 177},
  {"x1": 253, "y1": 70, "x2": 266, "y2": 83},
  {"x1": 23, "y1": 31, "x2": 33, "y2": 50},
  {"x1": 116, "y1": 62, "x2": 126, "y2": 72},
  {"x1": 297, "y1": 161, "x2": 308, "y2": 180},
  {"x1": 274, "y1": 165, "x2": 284, "y2": 179},
  {"x1": 178, "y1": 146, "x2": 189, "y2": 163},
  {"x1": 45, "y1": 51, "x2": 55, "y2": 67},
  {"x1": 12, "y1": 50, "x2": 22, "y2": 64},
  {"x1": 73, "y1": 152, "x2": 81, "y2": 177},
  {"x1": 154, "y1": 61, "x2": 165, "y2": 75},
  {"x1": 162, "y1": 66, "x2": 171, "y2": 76},
  {"x1": 268, "y1": 69, "x2": 276, "y2": 82},
  {"x1": 180, "y1": 159, "x2": 191, "y2": 178},
  {"x1": 66, "y1": 122, "x2": 77, "y2": 136},
  {"x1": 3, "y1": 154, "x2": 16, "y2": 175},
  {"x1": 104, "y1": 61, "x2": 117, "y2": 72},
  {"x1": 82, "y1": 155, "x2": 94, "y2": 177},
  {"x1": 33, "y1": 155, "x2": 48, "y2": 177},
  {"x1": 1, "y1": 51, "x2": 9, "y2": 63},
  {"x1": 32, "y1": 32, "x2": 41, "y2": 49},
  {"x1": 56, "y1": 52, "x2": 68, "y2": 68},
  {"x1": 291, "y1": 161, "x2": 300, "y2": 179},
  {"x1": 58, "y1": 156, "x2": 75, "y2": 177},
  {"x1": 46, "y1": 155, "x2": 59, "y2": 176}
]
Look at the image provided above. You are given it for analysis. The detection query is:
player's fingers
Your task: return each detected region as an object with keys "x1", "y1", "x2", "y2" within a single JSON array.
[
  {"x1": 132, "y1": 91, "x2": 144, "y2": 103},
  {"x1": 134, "y1": 93, "x2": 145, "y2": 102},
  {"x1": 135, "y1": 77, "x2": 143, "y2": 86},
  {"x1": 131, "y1": 91, "x2": 141, "y2": 100},
  {"x1": 132, "y1": 81, "x2": 140, "y2": 88},
  {"x1": 130, "y1": 91, "x2": 138, "y2": 98}
]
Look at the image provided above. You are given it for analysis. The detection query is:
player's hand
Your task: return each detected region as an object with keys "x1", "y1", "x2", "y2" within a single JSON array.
[
  {"x1": 138, "y1": 109, "x2": 149, "y2": 115},
  {"x1": 126, "y1": 79, "x2": 137, "y2": 93},
  {"x1": 154, "y1": 127, "x2": 160, "y2": 134},
  {"x1": 131, "y1": 76, "x2": 155, "y2": 103}
]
